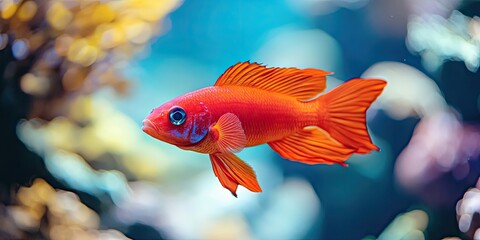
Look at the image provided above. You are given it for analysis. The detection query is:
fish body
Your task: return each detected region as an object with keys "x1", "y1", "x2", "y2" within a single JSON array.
[
  {"x1": 142, "y1": 62, "x2": 386, "y2": 196},
  {"x1": 173, "y1": 86, "x2": 317, "y2": 150}
]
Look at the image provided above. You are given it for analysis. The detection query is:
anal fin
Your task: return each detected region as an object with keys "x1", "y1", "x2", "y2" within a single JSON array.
[
  {"x1": 210, "y1": 153, "x2": 262, "y2": 197},
  {"x1": 268, "y1": 127, "x2": 354, "y2": 166}
]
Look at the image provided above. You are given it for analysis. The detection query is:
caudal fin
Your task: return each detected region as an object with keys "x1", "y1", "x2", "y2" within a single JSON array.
[{"x1": 317, "y1": 79, "x2": 386, "y2": 153}]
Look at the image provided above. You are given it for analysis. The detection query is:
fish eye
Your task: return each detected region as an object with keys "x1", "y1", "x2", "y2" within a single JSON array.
[{"x1": 169, "y1": 107, "x2": 186, "y2": 125}]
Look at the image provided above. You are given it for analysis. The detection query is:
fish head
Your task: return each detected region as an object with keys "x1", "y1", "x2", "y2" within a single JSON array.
[{"x1": 142, "y1": 96, "x2": 212, "y2": 147}]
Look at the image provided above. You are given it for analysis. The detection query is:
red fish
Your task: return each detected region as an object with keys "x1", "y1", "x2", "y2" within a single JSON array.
[{"x1": 142, "y1": 62, "x2": 386, "y2": 196}]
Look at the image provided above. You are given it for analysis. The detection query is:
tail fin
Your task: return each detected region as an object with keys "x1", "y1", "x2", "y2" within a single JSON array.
[{"x1": 317, "y1": 79, "x2": 386, "y2": 153}]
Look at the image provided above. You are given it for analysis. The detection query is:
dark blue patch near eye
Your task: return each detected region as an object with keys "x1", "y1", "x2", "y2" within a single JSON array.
[
  {"x1": 189, "y1": 118, "x2": 208, "y2": 144},
  {"x1": 169, "y1": 107, "x2": 186, "y2": 125}
]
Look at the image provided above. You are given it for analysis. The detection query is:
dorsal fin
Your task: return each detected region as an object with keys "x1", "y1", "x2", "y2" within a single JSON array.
[{"x1": 214, "y1": 62, "x2": 331, "y2": 101}]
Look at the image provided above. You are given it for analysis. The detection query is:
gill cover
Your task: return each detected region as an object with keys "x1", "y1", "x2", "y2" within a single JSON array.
[{"x1": 182, "y1": 102, "x2": 211, "y2": 144}]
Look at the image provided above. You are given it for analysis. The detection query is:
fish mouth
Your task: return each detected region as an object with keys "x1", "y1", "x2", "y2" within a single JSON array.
[{"x1": 142, "y1": 119, "x2": 158, "y2": 136}]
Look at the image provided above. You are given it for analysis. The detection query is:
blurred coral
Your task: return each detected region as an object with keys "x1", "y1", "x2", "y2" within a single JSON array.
[
  {"x1": 408, "y1": 10, "x2": 480, "y2": 72},
  {"x1": 0, "y1": 0, "x2": 180, "y2": 238},
  {"x1": 110, "y1": 178, "x2": 319, "y2": 239},
  {"x1": 0, "y1": 179, "x2": 129, "y2": 240},
  {"x1": 396, "y1": 110, "x2": 480, "y2": 205},
  {"x1": 16, "y1": 96, "x2": 178, "y2": 201},
  {"x1": 373, "y1": 210, "x2": 429, "y2": 240},
  {"x1": 405, "y1": 0, "x2": 460, "y2": 17},
  {"x1": 0, "y1": 0, "x2": 180, "y2": 119},
  {"x1": 457, "y1": 179, "x2": 480, "y2": 239},
  {"x1": 0, "y1": 0, "x2": 181, "y2": 183},
  {"x1": 362, "y1": 62, "x2": 447, "y2": 120}
]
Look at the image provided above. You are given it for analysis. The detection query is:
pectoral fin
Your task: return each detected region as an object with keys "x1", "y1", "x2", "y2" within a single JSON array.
[
  {"x1": 209, "y1": 153, "x2": 262, "y2": 197},
  {"x1": 210, "y1": 113, "x2": 247, "y2": 153}
]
